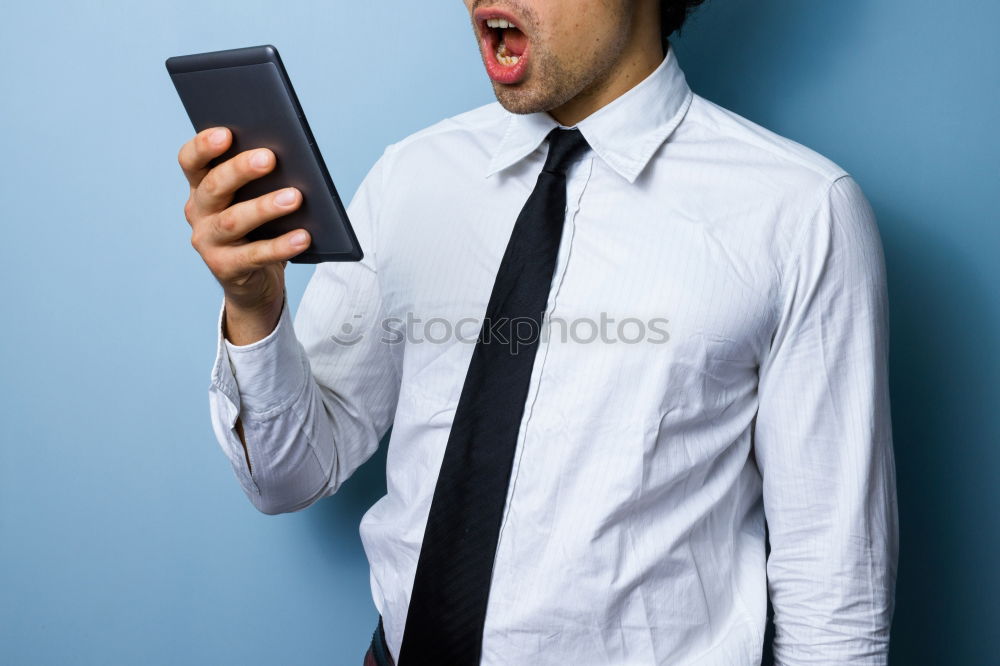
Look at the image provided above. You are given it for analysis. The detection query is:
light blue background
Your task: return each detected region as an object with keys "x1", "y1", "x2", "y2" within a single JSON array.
[{"x1": 1, "y1": 1, "x2": 996, "y2": 664}]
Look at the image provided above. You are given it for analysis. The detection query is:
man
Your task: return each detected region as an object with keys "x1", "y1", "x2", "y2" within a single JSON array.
[{"x1": 178, "y1": 0, "x2": 899, "y2": 664}]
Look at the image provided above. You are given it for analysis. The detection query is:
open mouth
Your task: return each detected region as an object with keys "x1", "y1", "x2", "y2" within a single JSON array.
[{"x1": 476, "y1": 10, "x2": 530, "y2": 84}]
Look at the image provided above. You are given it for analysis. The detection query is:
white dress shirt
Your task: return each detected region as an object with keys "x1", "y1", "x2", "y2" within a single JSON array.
[{"x1": 208, "y1": 47, "x2": 898, "y2": 665}]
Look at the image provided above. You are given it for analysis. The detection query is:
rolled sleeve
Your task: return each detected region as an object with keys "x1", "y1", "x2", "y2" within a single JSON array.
[{"x1": 754, "y1": 175, "x2": 899, "y2": 664}]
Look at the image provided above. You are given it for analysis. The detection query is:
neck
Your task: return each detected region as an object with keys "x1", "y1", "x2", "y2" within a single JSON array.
[{"x1": 548, "y1": 5, "x2": 665, "y2": 127}]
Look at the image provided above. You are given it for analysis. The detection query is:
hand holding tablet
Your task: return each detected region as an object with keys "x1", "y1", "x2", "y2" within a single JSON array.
[{"x1": 167, "y1": 44, "x2": 362, "y2": 264}]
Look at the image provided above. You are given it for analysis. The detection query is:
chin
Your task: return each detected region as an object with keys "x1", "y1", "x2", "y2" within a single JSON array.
[
  {"x1": 493, "y1": 90, "x2": 540, "y2": 115},
  {"x1": 492, "y1": 82, "x2": 560, "y2": 116}
]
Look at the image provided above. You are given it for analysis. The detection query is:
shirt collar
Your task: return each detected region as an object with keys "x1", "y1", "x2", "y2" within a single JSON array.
[{"x1": 486, "y1": 45, "x2": 693, "y2": 183}]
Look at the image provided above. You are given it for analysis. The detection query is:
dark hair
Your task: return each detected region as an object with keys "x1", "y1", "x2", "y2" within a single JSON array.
[{"x1": 660, "y1": 0, "x2": 707, "y2": 42}]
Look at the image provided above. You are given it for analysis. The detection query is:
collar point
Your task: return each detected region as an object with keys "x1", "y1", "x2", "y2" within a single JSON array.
[
  {"x1": 600, "y1": 154, "x2": 644, "y2": 183},
  {"x1": 619, "y1": 168, "x2": 642, "y2": 184}
]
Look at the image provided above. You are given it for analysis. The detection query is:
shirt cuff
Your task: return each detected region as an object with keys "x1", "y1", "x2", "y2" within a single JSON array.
[{"x1": 211, "y1": 295, "x2": 310, "y2": 418}]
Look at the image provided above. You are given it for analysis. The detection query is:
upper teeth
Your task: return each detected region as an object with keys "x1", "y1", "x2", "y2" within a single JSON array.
[{"x1": 486, "y1": 18, "x2": 517, "y2": 29}]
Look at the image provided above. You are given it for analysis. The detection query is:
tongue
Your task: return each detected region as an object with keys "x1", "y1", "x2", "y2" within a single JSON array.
[{"x1": 503, "y1": 28, "x2": 528, "y2": 57}]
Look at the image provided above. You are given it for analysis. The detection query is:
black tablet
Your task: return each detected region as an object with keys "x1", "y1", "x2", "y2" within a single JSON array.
[{"x1": 165, "y1": 45, "x2": 362, "y2": 263}]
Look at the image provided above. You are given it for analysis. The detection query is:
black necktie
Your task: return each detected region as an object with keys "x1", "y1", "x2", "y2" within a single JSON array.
[{"x1": 398, "y1": 128, "x2": 591, "y2": 665}]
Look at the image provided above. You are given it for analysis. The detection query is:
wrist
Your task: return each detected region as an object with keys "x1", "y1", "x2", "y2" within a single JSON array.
[{"x1": 223, "y1": 293, "x2": 284, "y2": 346}]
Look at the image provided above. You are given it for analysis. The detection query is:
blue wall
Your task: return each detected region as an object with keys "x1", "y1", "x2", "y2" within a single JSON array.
[{"x1": 1, "y1": 1, "x2": 996, "y2": 663}]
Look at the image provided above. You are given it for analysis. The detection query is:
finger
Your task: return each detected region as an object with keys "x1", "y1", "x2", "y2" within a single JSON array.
[
  {"x1": 211, "y1": 187, "x2": 303, "y2": 243},
  {"x1": 222, "y1": 229, "x2": 312, "y2": 277},
  {"x1": 193, "y1": 147, "x2": 276, "y2": 214},
  {"x1": 178, "y1": 127, "x2": 232, "y2": 188}
]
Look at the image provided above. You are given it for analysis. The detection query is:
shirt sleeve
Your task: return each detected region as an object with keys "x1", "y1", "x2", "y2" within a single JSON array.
[
  {"x1": 754, "y1": 175, "x2": 899, "y2": 664},
  {"x1": 207, "y1": 150, "x2": 401, "y2": 515}
]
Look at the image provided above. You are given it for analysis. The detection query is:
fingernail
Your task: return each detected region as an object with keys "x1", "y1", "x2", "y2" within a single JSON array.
[
  {"x1": 275, "y1": 188, "x2": 297, "y2": 206},
  {"x1": 252, "y1": 150, "x2": 271, "y2": 168},
  {"x1": 290, "y1": 231, "x2": 309, "y2": 247},
  {"x1": 211, "y1": 129, "x2": 228, "y2": 146}
]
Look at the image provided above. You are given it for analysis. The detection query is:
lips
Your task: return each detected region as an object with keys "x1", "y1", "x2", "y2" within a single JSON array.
[{"x1": 474, "y1": 8, "x2": 531, "y2": 85}]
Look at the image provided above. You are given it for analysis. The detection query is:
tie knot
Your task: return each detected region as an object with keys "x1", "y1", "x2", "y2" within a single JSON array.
[{"x1": 542, "y1": 128, "x2": 590, "y2": 176}]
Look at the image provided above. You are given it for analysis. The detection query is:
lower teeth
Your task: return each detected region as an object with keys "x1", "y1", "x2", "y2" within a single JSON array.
[{"x1": 496, "y1": 43, "x2": 520, "y2": 66}]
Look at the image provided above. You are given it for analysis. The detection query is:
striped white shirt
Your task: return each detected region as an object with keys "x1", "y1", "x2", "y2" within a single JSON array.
[{"x1": 208, "y1": 47, "x2": 898, "y2": 665}]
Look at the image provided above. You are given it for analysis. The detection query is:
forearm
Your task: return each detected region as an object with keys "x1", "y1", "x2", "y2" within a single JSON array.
[
  {"x1": 223, "y1": 295, "x2": 284, "y2": 476},
  {"x1": 209, "y1": 297, "x2": 331, "y2": 513},
  {"x1": 206, "y1": 148, "x2": 399, "y2": 515},
  {"x1": 208, "y1": 285, "x2": 396, "y2": 514}
]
